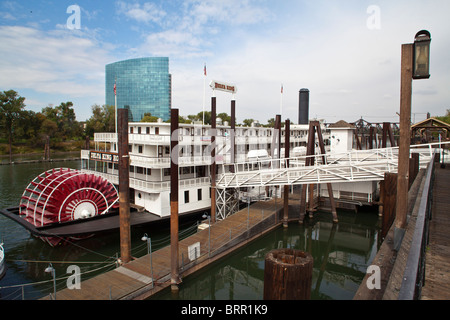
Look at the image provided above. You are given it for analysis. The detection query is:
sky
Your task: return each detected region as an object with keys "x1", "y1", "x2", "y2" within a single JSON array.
[{"x1": 1, "y1": 0, "x2": 449, "y2": 124}]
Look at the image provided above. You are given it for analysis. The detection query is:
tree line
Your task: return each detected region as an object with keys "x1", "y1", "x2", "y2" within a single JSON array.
[
  {"x1": 5, "y1": 89, "x2": 447, "y2": 159},
  {"x1": 0, "y1": 90, "x2": 281, "y2": 156}
]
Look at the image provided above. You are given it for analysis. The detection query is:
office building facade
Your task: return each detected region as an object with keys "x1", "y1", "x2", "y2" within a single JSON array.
[{"x1": 106, "y1": 57, "x2": 171, "y2": 121}]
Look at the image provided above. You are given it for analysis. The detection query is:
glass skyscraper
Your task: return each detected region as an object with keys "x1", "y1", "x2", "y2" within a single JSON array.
[{"x1": 106, "y1": 57, "x2": 171, "y2": 122}]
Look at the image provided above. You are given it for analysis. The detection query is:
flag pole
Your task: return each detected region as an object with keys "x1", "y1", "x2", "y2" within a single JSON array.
[
  {"x1": 115, "y1": 78, "x2": 117, "y2": 136},
  {"x1": 203, "y1": 63, "x2": 206, "y2": 125},
  {"x1": 280, "y1": 84, "x2": 283, "y2": 116}
]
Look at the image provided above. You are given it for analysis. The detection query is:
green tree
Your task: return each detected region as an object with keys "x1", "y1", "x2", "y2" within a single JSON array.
[
  {"x1": 141, "y1": 112, "x2": 159, "y2": 122},
  {"x1": 41, "y1": 102, "x2": 82, "y2": 140},
  {"x1": 436, "y1": 109, "x2": 450, "y2": 124},
  {"x1": 242, "y1": 118, "x2": 255, "y2": 127},
  {"x1": 85, "y1": 104, "x2": 115, "y2": 137},
  {"x1": 265, "y1": 118, "x2": 275, "y2": 127},
  {"x1": 217, "y1": 112, "x2": 231, "y2": 124},
  {"x1": 197, "y1": 111, "x2": 211, "y2": 125},
  {"x1": 0, "y1": 90, "x2": 26, "y2": 162},
  {"x1": 15, "y1": 110, "x2": 44, "y2": 143}
]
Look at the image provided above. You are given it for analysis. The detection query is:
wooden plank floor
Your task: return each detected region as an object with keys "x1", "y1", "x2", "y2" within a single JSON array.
[
  {"x1": 421, "y1": 165, "x2": 450, "y2": 300},
  {"x1": 46, "y1": 199, "x2": 283, "y2": 300}
]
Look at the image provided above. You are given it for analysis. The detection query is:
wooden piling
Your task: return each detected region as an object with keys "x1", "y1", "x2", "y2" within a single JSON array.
[
  {"x1": 44, "y1": 135, "x2": 50, "y2": 160},
  {"x1": 231, "y1": 100, "x2": 236, "y2": 165},
  {"x1": 409, "y1": 153, "x2": 419, "y2": 189},
  {"x1": 170, "y1": 108, "x2": 180, "y2": 291},
  {"x1": 211, "y1": 97, "x2": 217, "y2": 224},
  {"x1": 263, "y1": 248, "x2": 313, "y2": 300},
  {"x1": 118, "y1": 108, "x2": 131, "y2": 264},
  {"x1": 381, "y1": 172, "x2": 397, "y2": 239}
]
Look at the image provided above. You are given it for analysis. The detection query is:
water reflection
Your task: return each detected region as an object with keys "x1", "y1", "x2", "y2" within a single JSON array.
[
  {"x1": 0, "y1": 158, "x2": 380, "y2": 300},
  {"x1": 154, "y1": 210, "x2": 379, "y2": 300}
]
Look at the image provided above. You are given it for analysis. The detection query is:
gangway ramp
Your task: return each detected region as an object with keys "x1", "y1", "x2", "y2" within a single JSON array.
[{"x1": 216, "y1": 142, "x2": 447, "y2": 189}]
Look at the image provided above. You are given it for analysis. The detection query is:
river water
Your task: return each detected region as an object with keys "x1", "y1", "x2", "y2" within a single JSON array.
[{"x1": 0, "y1": 156, "x2": 381, "y2": 300}]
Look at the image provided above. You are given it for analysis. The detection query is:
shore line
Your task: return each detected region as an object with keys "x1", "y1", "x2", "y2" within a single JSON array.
[{"x1": 0, "y1": 158, "x2": 81, "y2": 165}]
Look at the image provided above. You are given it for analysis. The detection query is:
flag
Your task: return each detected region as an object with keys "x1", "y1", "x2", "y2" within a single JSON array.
[
  {"x1": 204, "y1": 64, "x2": 207, "y2": 76},
  {"x1": 281, "y1": 84, "x2": 283, "y2": 94},
  {"x1": 114, "y1": 81, "x2": 116, "y2": 96}
]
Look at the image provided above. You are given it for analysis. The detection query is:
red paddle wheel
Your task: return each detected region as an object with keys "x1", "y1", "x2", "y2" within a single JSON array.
[{"x1": 19, "y1": 168, "x2": 119, "y2": 246}]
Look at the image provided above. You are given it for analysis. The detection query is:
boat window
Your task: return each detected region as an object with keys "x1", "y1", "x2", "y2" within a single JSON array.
[{"x1": 184, "y1": 190, "x2": 189, "y2": 203}]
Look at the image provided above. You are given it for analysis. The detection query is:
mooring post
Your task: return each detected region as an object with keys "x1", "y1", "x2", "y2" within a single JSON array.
[
  {"x1": 409, "y1": 153, "x2": 419, "y2": 189},
  {"x1": 283, "y1": 119, "x2": 290, "y2": 227},
  {"x1": 170, "y1": 108, "x2": 180, "y2": 291},
  {"x1": 276, "y1": 115, "x2": 281, "y2": 162},
  {"x1": 274, "y1": 114, "x2": 282, "y2": 216},
  {"x1": 231, "y1": 99, "x2": 236, "y2": 165},
  {"x1": 118, "y1": 108, "x2": 131, "y2": 264},
  {"x1": 263, "y1": 248, "x2": 313, "y2": 300},
  {"x1": 211, "y1": 97, "x2": 217, "y2": 224},
  {"x1": 382, "y1": 172, "x2": 397, "y2": 240}
]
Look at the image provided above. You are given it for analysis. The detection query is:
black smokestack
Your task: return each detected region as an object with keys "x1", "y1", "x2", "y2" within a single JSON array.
[{"x1": 298, "y1": 88, "x2": 309, "y2": 125}]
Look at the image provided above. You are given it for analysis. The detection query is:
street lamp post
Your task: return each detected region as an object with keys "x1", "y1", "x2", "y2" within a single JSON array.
[
  {"x1": 141, "y1": 233, "x2": 154, "y2": 288},
  {"x1": 394, "y1": 30, "x2": 431, "y2": 250},
  {"x1": 202, "y1": 213, "x2": 211, "y2": 255},
  {"x1": 413, "y1": 30, "x2": 431, "y2": 80},
  {"x1": 45, "y1": 263, "x2": 56, "y2": 300}
]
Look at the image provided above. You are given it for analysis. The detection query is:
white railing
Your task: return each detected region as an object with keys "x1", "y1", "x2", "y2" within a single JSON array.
[
  {"x1": 93, "y1": 132, "x2": 171, "y2": 145},
  {"x1": 80, "y1": 170, "x2": 210, "y2": 192},
  {"x1": 216, "y1": 142, "x2": 449, "y2": 189}
]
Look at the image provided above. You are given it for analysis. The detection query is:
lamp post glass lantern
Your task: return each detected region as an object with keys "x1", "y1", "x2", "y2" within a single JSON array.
[{"x1": 413, "y1": 30, "x2": 431, "y2": 79}]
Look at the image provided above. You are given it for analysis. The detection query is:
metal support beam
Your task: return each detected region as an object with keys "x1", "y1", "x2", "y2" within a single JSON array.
[{"x1": 118, "y1": 108, "x2": 131, "y2": 264}]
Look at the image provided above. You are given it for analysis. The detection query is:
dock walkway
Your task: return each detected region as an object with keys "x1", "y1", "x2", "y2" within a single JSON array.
[
  {"x1": 421, "y1": 165, "x2": 450, "y2": 300},
  {"x1": 47, "y1": 198, "x2": 287, "y2": 300}
]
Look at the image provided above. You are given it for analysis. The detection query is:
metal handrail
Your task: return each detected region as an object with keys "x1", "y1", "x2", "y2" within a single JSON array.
[{"x1": 398, "y1": 152, "x2": 436, "y2": 300}]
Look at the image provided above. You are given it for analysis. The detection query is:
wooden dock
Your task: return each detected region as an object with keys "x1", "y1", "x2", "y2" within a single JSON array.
[
  {"x1": 44, "y1": 197, "x2": 292, "y2": 300},
  {"x1": 421, "y1": 164, "x2": 450, "y2": 300}
]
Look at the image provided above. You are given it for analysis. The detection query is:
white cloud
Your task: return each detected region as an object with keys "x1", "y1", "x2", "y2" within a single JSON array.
[
  {"x1": 0, "y1": 26, "x2": 112, "y2": 97},
  {"x1": 116, "y1": 1, "x2": 166, "y2": 24}
]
